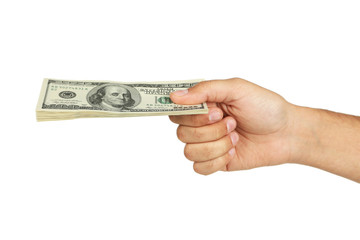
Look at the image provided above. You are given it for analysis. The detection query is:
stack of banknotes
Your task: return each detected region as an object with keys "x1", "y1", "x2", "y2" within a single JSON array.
[{"x1": 36, "y1": 78, "x2": 208, "y2": 121}]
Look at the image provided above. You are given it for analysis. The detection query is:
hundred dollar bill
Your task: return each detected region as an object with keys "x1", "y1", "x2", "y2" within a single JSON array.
[{"x1": 36, "y1": 78, "x2": 208, "y2": 121}]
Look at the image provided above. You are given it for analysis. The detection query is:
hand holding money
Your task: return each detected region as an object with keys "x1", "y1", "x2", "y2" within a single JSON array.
[
  {"x1": 169, "y1": 78, "x2": 295, "y2": 175},
  {"x1": 36, "y1": 78, "x2": 208, "y2": 121}
]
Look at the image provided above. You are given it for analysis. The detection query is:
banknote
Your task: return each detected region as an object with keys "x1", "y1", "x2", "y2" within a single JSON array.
[{"x1": 36, "y1": 78, "x2": 208, "y2": 121}]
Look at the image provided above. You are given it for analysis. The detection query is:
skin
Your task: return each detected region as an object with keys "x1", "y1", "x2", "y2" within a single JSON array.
[
  {"x1": 169, "y1": 78, "x2": 360, "y2": 182},
  {"x1": 103, "y1": 86, "x2": 131, "y2": 107}
]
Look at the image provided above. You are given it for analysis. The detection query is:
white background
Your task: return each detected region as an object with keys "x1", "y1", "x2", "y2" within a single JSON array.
[{"x1": 0, "y1": 0, "x2": 359, "y2": 239}]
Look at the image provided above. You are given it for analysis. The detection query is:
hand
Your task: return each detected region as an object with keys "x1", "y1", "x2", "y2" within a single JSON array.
[{"x1": 169, "y1": 78, "x2": 296, "y2": 175}]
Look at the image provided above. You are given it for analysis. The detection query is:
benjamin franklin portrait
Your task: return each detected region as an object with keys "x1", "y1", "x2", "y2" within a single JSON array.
[{"x1": 87, "y1": 84, "x2": 141, "y2": 111}]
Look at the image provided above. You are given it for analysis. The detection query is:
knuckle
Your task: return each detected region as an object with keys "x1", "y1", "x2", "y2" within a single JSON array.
[
  {"x1": 201, "y1": 145, "x2": 213, "y2": 159},
  {"x1": 196, "y1": 81, "x2": 208, "y2": 90},
  {"x1": 192, "y1": 127, "x2": 204, "y2": 141},
  {"x1": 196, "y1": 81, "x2": 214, "y2": 100},
  {"x1": 230, "y1": 77, "x2": 242, "y2": 82}
]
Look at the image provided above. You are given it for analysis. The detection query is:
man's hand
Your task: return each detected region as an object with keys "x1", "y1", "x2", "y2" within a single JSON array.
[{"x1": 169, "y1": 78, "x2": 296, "y2": 175}]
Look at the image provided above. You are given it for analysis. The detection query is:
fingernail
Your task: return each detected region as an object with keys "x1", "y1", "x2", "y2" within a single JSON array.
[
  {"x1": 209, "y1": 111, "x2": 222, "y2": 122},
  {"x1": 228, "y1": 148, "x2": 236, "y2": 157},
  {"x1": 230, "y1": 132, "x2": 239, "y2": 146},
  {"x1": 172, "y1": 89, "x2": 188, "y2": 96},
  {"x1": 226, "y1": 119, "x2": 236, "y2": 133}
]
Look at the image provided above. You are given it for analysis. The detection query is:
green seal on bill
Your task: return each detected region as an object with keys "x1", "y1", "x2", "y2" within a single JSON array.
[{"x1": 157, "y1": 96, "x2": 173, "y2": 104}]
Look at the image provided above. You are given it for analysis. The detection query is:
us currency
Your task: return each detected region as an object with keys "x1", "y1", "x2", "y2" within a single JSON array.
[{"x1": 36, "y1": 78, "x2": 208, "y2": 121}]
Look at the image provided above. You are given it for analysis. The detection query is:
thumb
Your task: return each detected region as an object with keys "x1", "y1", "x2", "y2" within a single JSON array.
[{"x1": 170, "y1": 78, "x2": 244, "y2": 105}]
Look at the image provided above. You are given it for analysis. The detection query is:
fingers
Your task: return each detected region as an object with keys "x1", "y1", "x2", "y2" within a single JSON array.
[
  {"x1": 193, "y1": 148, "x2": 236, "y2": 175},
  {"x1": 184, "y1": 131, "x2": 239, "y2": 162},
  {"x1": 169, "y1": 91, "x2": 242, "y2": 175},
  {"x1": 172, "y1": 115, "x2": 239, "y2": 175},
  {"x1": 169, "y1": 105, "x2": 223, "y2": 127},
  {"x1": 177, "y1": 117, "x2": 236, "y2": 143}
]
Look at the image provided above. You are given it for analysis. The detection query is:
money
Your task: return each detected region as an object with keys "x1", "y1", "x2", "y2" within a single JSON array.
[{"x1": 36, "y1": 78, "x2": 208, "y2": 121}]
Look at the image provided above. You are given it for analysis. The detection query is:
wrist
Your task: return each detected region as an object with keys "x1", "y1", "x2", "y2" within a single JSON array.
[{"x1": 287, "y1": 104, "x2": 322, "y2": 166}]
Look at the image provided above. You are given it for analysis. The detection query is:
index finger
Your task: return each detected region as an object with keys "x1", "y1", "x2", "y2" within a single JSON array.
[{"x1": 169, "y1": 104, "x2": 223, "y2": 127}]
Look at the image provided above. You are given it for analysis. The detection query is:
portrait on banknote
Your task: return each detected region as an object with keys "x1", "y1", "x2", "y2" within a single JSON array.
[{"x1": 87, "y1": 83, "x2": 141, "y2": 111}]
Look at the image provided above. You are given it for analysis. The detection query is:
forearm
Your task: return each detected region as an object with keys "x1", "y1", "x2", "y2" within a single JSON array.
[{"x1": 290, "y1": 105, "x2": 360, "y2": 182}]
